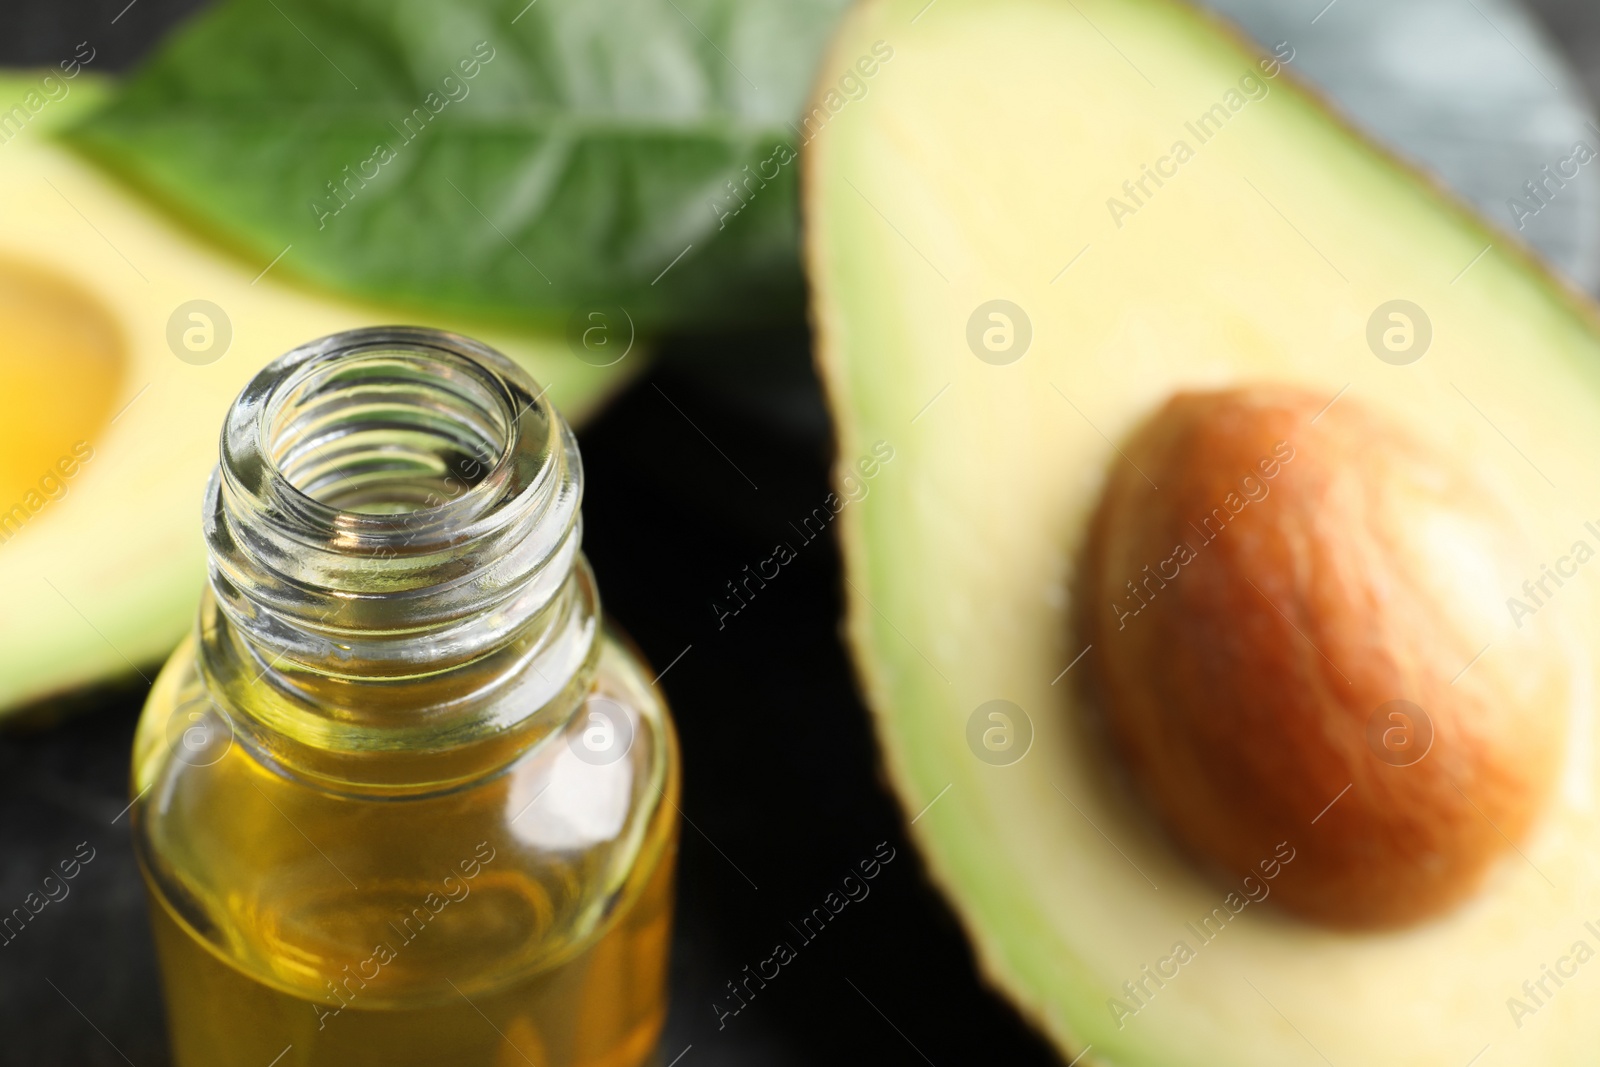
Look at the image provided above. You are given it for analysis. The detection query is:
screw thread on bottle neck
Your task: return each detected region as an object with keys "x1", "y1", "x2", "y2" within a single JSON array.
[{"x1": 199, "y1": 327, "x2": 598, "y2": 792}]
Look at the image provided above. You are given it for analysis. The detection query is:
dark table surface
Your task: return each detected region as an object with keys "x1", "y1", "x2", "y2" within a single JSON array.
[{"x1": 6, "y1": 2, "x2": 1600, "y2": 1065}]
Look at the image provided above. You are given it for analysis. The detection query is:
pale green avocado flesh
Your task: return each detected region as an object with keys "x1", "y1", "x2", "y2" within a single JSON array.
[{"x1": 806, "y1": 0, "x2": 1600, "y2": 1063}]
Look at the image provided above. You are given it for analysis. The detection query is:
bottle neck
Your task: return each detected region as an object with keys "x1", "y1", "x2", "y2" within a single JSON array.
[{"x1": 198, "y1": 327, "x2": 598, "y2": 794}]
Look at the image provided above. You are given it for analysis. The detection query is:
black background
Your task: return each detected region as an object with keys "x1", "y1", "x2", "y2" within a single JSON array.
[{"x1": 0, "y1": 3, "x2": 1059, "y2": 1064}]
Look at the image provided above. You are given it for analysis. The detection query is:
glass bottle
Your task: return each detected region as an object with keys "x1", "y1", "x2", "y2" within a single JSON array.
[{"x1": 129, "y1": 327, "x2": 679, "y2": 1067}]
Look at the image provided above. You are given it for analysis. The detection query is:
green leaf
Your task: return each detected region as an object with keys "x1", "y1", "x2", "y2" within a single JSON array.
[{"x1": 64, "y1": 0, "x2": 851, "y2": 331}]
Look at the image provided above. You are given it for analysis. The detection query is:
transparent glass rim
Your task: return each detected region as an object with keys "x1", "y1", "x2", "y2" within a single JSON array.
[
  {"x1": 219, "y1": 325, "x2": 556, "y2": 551},
  {"x1": 194, "y1": 326, "x2": 598, "y2": 790},
  {"x1": 203, "y1": 325, "x2": 586, "y2": 666}
]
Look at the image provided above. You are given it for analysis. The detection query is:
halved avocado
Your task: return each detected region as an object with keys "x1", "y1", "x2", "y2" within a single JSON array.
[
  {"x1": 807, "y1": 0, "x2": 1600, "y2": 1063},
  {"x1": 0, "y1": 72, "x2": 638, "y2": 713}
]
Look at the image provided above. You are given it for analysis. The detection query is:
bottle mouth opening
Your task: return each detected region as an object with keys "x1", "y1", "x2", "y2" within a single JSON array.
[
  {"x1": 217, "y1": 326, "x2": 563, "y2": 550},
  {"x1": 200, "y1": 327, "x2": 597, "y2": 786},
  {"x1": 263, "y1": 344, "x2": 515, "y2": 518},
  {"x1": 206, "y1": 325, "x2": 588, "y2": 694}
]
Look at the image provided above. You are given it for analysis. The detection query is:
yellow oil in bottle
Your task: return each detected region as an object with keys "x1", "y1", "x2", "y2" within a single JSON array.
[
  {"x1": 129, "y1": 329, "x2": 682, "y2": 1067},
  {"x1": 134, "y1": 630, "x2": 679, "y2": 1067},
  {"x1": 149, "y1": 843, "x2": 676, "y2": 1067}
]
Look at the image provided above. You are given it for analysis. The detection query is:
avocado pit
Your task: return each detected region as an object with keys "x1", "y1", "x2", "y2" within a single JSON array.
[{"x1": 1083, "y1": 386, "x2": 1565, "y2": 928}]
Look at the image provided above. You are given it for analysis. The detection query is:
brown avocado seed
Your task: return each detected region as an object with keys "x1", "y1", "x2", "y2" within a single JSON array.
[{"x1": 1082, "y1": 386, "x2": 1566, "y2": 928}]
